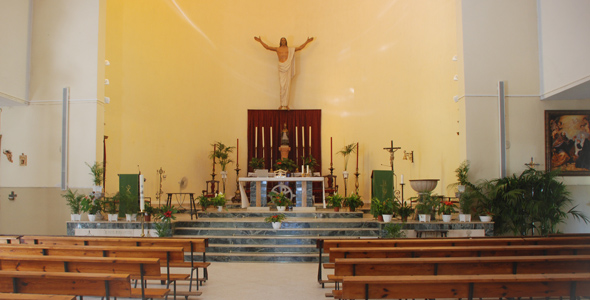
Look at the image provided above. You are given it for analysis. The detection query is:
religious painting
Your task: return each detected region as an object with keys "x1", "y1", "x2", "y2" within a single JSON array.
[{"x1": 545, "y1": 110, "x2": 590, "y2": 176}]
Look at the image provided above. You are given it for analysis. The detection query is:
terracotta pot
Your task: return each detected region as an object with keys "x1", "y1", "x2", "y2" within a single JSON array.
[
  {"x1": 377, "y1": 215, "x2": 384, "y2": 222},
  {"x1": 334, "y1": 207, "x2": 340, "y2": 212},
  {"x1": 144, "y1": 214, "x2": 151, "y2": 222}
]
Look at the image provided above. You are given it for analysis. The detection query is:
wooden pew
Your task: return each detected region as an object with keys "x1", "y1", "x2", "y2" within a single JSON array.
[
  {"x1": 0, "y1": 271, "x2": 170, "y2": 299},
  {"x1": 0, "y1": 294, "x2": 76, "y2": 300},
  {"x1": 0, "y1": 237, "x2": 20, "y2": 245},
  {"x1": 329, "y1": 254, "x2": 590, "y2": 286},
  {"x1": 317, "y1": 235, "x2": 590, "y2": 285},
  {"x1": 0, "y1": 255, "x2": 175, "y2": 299},
  {"x1": 20, "y1": 235, "x2": 210, "y2": 290},
  {"x1": 335, "y1": 273, "x2": 590, "y2": 300},
  {"x1": 329, "y1": 244, "x2": 590, "y2": 262},
  {"x1": 0, "y1": 244, "x2": 188, "y2": 298}
]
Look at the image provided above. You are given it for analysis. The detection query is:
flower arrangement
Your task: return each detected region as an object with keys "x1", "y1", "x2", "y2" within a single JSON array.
[
  {"x1": 269, "y1": 192, "x2": 291, "y2": 207},
  {"x1": 81, "y1": 194, "x2": 102, "y2": 215},
  {"x1": 155, "y1": 205, "x2": 178, "y2": 237},
  {"x1": 274, "y1": 158, "x2": 296, "y2": 172},
  {"x1": 301, "y1": 155, "x2": 318, "y2": 172},
  {"x1": 439, "y1": 200, "x2": 457, "y2": 215},
  {"x1": 264, "y1": 214, "x2": 286, "y2": 223}
]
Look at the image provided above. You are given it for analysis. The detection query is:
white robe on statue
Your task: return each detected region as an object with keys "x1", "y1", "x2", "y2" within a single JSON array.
[{"x1": 278, "y1": 47, "x2": 296, "y2": 109}]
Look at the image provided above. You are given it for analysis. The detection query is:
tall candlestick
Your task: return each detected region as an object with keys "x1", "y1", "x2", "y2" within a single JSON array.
[
  {"x1": 330, "y1": 137, "x2": 333, "y2": 165},
  {"x1": 356, "y1": 142, "x2": 359, "y2": 169}
]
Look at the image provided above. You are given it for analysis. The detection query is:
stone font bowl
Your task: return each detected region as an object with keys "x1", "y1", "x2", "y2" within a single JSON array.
[{"x1": 409, "y1": 179, "x2": 439, "y2": 193}]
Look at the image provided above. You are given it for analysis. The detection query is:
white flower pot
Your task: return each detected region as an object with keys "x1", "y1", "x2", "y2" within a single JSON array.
[
  {"x1": 87, "y1": 214, "x2": 96, "y2": 222},
  {"x1": 442, "y1": 214, "x2": 452, "y2": 222},
  {"x1": 342, "y1": 171, "x2": 349, "y2": 179},
  {"x1": 272, "y1": 222, "x2": 282, "y2": 230},
  {"x1": 217, "y1": 206, "x2": 223, "y2": 212},
  {"x1": 459, "y1": 214, "x2": 471, "y2": 222},
  {"x1": 92, "y1": 185, "x2": 103, "y2": 193},
  {"x1": 419, "y1": 214, "x2": 431, "y2": 222},
  {"x1": 277, "y1": 206, "x2": 286, "y2": 212},
  {"x1": 382, "y1": 214, "x2": 393, "y2": 222},
  {"x1": 479, "y1": 215, "x2": 492, "y2": 222},
  {"x1": 70, "y1": 214, "x2": 81, "y2": 221},
  {"x1": 125, "y1": 214, "x2": 137, "y2": 222},
  {"x1": 108, "y1": 214, "x2": 118, "y2": 222}
]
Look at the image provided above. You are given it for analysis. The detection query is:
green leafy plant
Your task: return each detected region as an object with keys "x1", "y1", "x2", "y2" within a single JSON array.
[
  {"x1": 395, "y1": 201, "x2": 415, "y2": 221},
  {"x1": 468, "y1": 168, "x2": 589, "y2": 236},
  {"x1": 198, "y1": 195, "x2": 211, "y2": 210},
  {"x1": 383, "y1": 223, "x2": 406, "y2": 238},
  {"x1": 274, "y1": 158, "x2": 296, "y2": 172},
  {"x1": 269, "y1": 191, "x2": 292, "y2": 207},
  {"x1": 337, "y1": 143, "x2": 357, "y2": 171},
  {"x1": 211, "y1": 193, "x2": 226, "y2": 207},
  {"x1": 369, "y1": 197, "x2": 384, "y2": 218},
  {"x1": 301, "y1": 155, "x2": 318, "y2": 172},
  {"x1": 86, "y1": 161, "x2": 104, "y2": 186},
  {"x1": 449, "y1": 160, "x2": 476, "y2": 215},
  {"x1": 327, "y1": 194, "x2": 344, "y2": 209},
  {"x1": 344, "y1": 193, "x2": 364, "y2": 211},
  {"x1": 381, "y1": 198, "x2": 398, "y2": 215},
  {"x1": 81, "y1": 195, "x2": 102, "y2": 215},
  {"x1": 264, "y1": 214, "x2": 286, "y2": 223},
  {"x1": 210, "y1": 141, "x2": 235, "y2": 171},
  {"x1": 249, "y1": 157, "x2": 265, "y2": 170},
  {"x1": 144, "y1": 202, "x2": 155, "y2": 216},
  {"x1": 155, "y1": 205, "x2": 178, "y2": 237},
  {"x1": 63, "y1": 189, "x2": 84, "y2": 214},
  {"x1": 413, "y1": 191, "x2": 439, "y2": 217},
  {"x1": 102, "y1": 196, "x2": 118, "y2": 214}
]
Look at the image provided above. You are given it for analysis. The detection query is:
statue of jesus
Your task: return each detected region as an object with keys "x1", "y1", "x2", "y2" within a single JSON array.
[{"x1": 254, "y1": 36, "x2": 314, "y2": 110}]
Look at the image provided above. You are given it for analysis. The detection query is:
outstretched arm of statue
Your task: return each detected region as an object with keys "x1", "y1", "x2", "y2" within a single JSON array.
[
  {"x1": 254, "y1": 36, "x2": 277, "y2": 51},
  {"x1": 295, "y1": 37, "x2": 314, "y2": 51}
]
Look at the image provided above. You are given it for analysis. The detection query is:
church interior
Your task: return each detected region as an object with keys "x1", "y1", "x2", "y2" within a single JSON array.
[{"x1": 0, "y1": 1, "x2": 590, "y2": 298}]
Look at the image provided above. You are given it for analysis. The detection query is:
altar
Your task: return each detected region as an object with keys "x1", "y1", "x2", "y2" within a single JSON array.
[{"x1": 238, "y1": 177, "x2": 326, "y2": 209}]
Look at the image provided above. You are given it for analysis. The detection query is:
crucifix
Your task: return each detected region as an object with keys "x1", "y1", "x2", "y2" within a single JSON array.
[
  {"x1": 525, "y1": 157, "x2": 540, "y2": 169},
  {"x1": 383, "y1": 140, "x2": 401, "y2": 171}
]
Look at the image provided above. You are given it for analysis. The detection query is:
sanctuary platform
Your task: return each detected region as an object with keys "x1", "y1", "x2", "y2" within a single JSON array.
[{"x1": 67, "y1": 208, "x2": 494, "y2": 263}]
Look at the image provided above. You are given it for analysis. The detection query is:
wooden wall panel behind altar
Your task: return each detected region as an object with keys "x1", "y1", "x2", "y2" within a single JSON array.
[{"x1": 247, "y1": 109, "x2": 322, "y2": 173}]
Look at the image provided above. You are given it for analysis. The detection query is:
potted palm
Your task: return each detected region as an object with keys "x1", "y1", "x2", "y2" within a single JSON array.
[
  {"x1": 63, "y1": 189, "x2": 84, "y2": 221},
  {"x1": 269, "y1": 191, "x2": 291, "y2": 211},
  {"x1": 396, "y1": 201, "x2": 415, "y2": 222},
  {"x1": 86, "y1": 162, "x2": 104, "y2": 193},
  {"x1": 344, "y1": 193, "x2": 364, "y2": 212},
  {"x1": 81, "y1": 195, "x2": 102, "y2": 221},
  {"x1": 265, "y1": 214, "x2": 286, "y2": 230},
  {"x1": 338, "y1": 142, "x2": 357, "y2": 180},
  {"x1": 198, "y1": 195, "x2": 211, "y2": 211},
  {"x1": 414, "y1": 192, "x2": 439, "y2": 222},
  {"x1": 143, "y1": 202, "x2": 155, "y2": 222},
  {"x1": 381, "y1": 198, "x2": 398, "y2": 222},
  {"x1": 328, "y1": 194, "x2": 345, "y2": 212},
  {"x1": 102, "y1": 196, "x2": 118, "y2": 222},
  {"x1": 370, "y1": 197, "x2": 384, "y2": 220},
  {"x1": 450, "y1": 160, "x2": 474, "y2": 222},
  {"x1": 211, "y1": 193, "x2": 226, "y2": 212}
]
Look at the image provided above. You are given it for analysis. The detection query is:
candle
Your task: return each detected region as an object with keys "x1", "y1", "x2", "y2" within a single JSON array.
[
  {"x1": 236, "y1": 138, "x2": 239, "y2": 165},
  {"x1": 213, "y1": 144, "x2": 216, "y2": 164},
  {"x1": 330, "y1": 137, "x2": 333, "y2": 165},
  {"x1": 302, "y1": 165, "x2": 304, "y2": 173},
  {"x1": 307, "y1": 165, "x2": 310, "y2": 174},
  {"x1": 356, "y1": 142, "x2": 359, "y2": 169},
  {"x1": 139, "y1": 174, "x2": 145, "y2": 212},
  {"x1": 401, "y1": 174, "x2": 404, "y2": 185}
]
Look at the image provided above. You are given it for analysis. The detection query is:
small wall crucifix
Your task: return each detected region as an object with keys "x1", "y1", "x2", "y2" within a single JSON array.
[
  {"x1": 525, "y1": 157, "x2": 540, "y2": 169},
  {"x1": 383, "y1": 140, "x2": 401, "y2": 171}
]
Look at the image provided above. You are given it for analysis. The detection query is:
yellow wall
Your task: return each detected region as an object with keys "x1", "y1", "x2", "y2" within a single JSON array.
[{"x1": 104, "y1": 0, "x2": 461, "y2": 201}]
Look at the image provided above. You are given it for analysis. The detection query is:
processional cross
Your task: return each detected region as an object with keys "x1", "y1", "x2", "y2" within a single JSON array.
[
  {"x1": 525, "y1": 157, "x2": 540, "y2": 169},
  {"x1": 383, "y1": 140, "x2": 401, "y2": 171}
]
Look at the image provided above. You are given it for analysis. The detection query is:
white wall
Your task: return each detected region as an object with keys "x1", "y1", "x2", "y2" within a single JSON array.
[{"x1": 538, "y1": 0, "x2": 590, "y2": 99}]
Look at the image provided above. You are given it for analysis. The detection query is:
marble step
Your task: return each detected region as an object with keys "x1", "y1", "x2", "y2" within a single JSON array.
[
  {"x1": 200, "y1": 252, "x2": 327, "y2": 263},
  {"x1": 175, "y1": 219, "x2": 380, "y2": 229},
  {"x1": 196, "y1": 211, "x2": 364, "y2": 219},
  {"x1": 173, "y1": 227, "x2": 381, "y2": 237},
  {"x1": 197, "y1": 235, "x2": 362, "y2": 246},
  {"x1": 206, "y1": 243, "x2": 317, "y2": 254}
]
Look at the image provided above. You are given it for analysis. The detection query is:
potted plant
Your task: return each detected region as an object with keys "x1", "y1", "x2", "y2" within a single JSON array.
[
  {"x1": 344, "y1": 193, "x2": 364, "y2": 212},
  {"x1": 274, "y1": 158, "x2": 296, "y2": 173},
  {"x1": 479, "y1": 210, "x2": 493, "y2": 222},
  {"x1": 118, "y1": 185, "x2": 139, "y2": 221},
  {"x1": 395, "y1": 201, "x2": 415, "y2": 222},
  {"x1": 381, "y1": 198, "x2": 398, "y2": 222},
  {"x1": 63, "y1": 189, "x2": 84, "y2": 221},
  {"x1": 211, "y1": 193, "x2": 226, "y2": 212},
  {"x1": 249, "y1": 157, "x2": 265, "y2": 171},
  {"x1": 414, "y1": 192, "x2": 439, "y2": 222},
  {"x1": 102, "y1": 196, "x2": 118, "y2": 222},
  {"x1": 269, "y1": 191, "x2": 291, "y2": 211},
  {"x1": 450, "y1": 160, "x2": 475, "y2": 221},
  {"x1": 155, "y1": 205, "x2": 177, "y2": 237},
  {"x1": 86, "y1": 161, "x2": 104, "y2": 193},
  {"x1": 370, "y1": 197, "x2": 384, "y2": 220},
  {"x1": 198, "y1": 195, "x2": 211, "y2": 211},
  {"x1": 265, "y1": 214, "x2": 286, "y2": 230},
  {"x1": 210, "y1": 141, "x2": 235, "y2": 193},
  {"x1": 439, "y1": 200, "x2": 457, "y2": 222},
  {"x1": 328, "y1": 194, "x2": 345, "y2": 212},
  {"x1": 144, "y1": 202, "x2": 155, "y2": 222},
  {"x1": 81, "y1": 195, "x2": 102, "y2": 222},
  {"x1": 383, "y1": 223, "x2": 407, "y2": 238},
  {"x1": 301, "y1": 155, "x2": 318, "y2": 173},
  {"x1": 338, "y1": 142, "x2": 357, "y2": 179}
]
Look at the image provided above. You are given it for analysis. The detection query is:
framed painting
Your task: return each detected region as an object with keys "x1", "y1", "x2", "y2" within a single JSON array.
[{"x1": 545, "y1": 110, "x2": 590, "y2": 176}]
